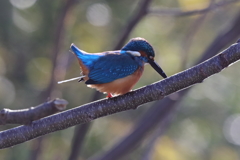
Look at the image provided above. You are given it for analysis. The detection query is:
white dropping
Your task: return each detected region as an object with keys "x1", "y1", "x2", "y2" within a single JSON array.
[
  {"x1": 126, "y1": 51, "x2": 141, "y2": 57},
  {"x1": 58, "y1": 76, "x2": 86, "y2": 84}
]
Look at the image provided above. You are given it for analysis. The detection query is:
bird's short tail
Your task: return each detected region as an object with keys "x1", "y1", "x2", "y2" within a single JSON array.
[{"x1": 70, "y1": 43, "x2": 86, "y2": 58}]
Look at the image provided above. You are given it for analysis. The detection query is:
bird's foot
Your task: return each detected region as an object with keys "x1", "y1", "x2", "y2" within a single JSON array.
[{"x1": 106, "y1": 93, "x2": 113, "y2": 98}]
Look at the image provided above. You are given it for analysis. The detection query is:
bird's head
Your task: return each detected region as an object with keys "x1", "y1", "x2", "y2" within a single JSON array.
[
  {"x1": 121, "y1": 37, "x2": 155, "y2": 60},
  {"x1": 121, "y1": 37, "x2": 167, "y2": 78}
]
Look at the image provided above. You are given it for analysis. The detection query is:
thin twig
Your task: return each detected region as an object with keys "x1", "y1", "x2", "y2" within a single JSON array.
[
  {"x1": 149, "y1": 0, "x2": 239, "y2": 17},
  {"x1": 0, "y1": 41, "x2": 240, "y2": 149},
  {"x1": 0, "y1": 99, "x2": 68, "y2": 125}
]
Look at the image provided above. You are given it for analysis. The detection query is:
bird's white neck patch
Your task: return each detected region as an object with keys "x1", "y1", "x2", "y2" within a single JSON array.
[{"x1": 125, "y1": 51, "x2": 141, "y2": 57}]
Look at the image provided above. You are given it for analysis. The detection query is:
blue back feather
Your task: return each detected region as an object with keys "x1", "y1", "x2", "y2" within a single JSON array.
[{"x1": 86, "y1": 53, "x2": 141, "y2": 84}]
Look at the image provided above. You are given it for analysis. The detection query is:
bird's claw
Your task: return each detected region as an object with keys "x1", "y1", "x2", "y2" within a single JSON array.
[
  {"x1": 78, "y1": 78, "x2": 84, "y2": 82},
  {"x1": 107, "y1": 93, "x2": 113, "y2": 98}
]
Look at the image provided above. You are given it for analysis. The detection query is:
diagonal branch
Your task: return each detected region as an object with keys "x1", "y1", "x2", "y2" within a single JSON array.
[
  {"x1": 149, "y1": 0, "x2": 239, "y2": 17},
  {"x1": 141, "y1": 107, "x2": 175, "y2": 160},
  {"x1": 0, "y1": 41, "x2": 240, "y2": 149},
  {"x1": 0, "y1": 99, "x2": 68, "y2": 125}
]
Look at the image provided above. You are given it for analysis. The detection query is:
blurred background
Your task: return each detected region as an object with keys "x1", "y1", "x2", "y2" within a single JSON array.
[{"x1": 1, "y1": 0, "x2": 240, "y2": 160}]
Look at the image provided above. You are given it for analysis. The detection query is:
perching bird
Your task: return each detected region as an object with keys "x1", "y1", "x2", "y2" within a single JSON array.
[{"x1": 59, "y1": 37, "x2": 167, "y2": 98}]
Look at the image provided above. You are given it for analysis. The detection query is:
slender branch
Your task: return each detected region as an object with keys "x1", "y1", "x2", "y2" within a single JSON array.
[
  {"x1": 141, "y1": 106, "x2": 175, "y2": 160},
  {"x1": 68, "y1": 123, "x2": 92, "y2": 160},
  {"x1": 0, "y1": 99, "x2": 68, "y2": 125},
  {"x1": 43, "y1": 0, "x2": 77, "y2": 97},
  {"x1": 0, "y1": 41, "x2": 239, "y2": 149},
  {"x1": 114, "y1": 0, "x2": 153, "y2": 49},
  {"x1": 149, "y1": 0, "x2": 239, "y2": 17}
]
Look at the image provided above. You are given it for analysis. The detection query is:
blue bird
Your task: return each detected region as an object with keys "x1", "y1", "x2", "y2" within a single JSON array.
[{"x1": 67, "y1": 37, "x2": 167, "y2": 98}]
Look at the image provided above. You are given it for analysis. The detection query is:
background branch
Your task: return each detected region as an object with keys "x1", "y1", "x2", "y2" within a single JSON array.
[
  {"x1": 43, "y1": 0, "x2": 77, "y2": 98},
  {"x1": 68, "y1": 123, "x2": 92, "y2": 160},
  {"x1": 180, "y1": 4, "x2": 210, "y2": 69},
  {"x1": 0, "y1": 99, "x2": 68, "y2": 125},
  {"x1": 141, "y1": 106, "x2": 175, "y2": 160},
  {"x1": 29, "y1": 0, "x2": 77, "y2": 160},
  {"x1": 114, "y1": 0, "x2": 153, "y2": 49},
  {"x1": 149, "y1": 0, "x2": 239, "y2": 17},
  {"x1": 0, "y1": 41, "x2": 240, "y2": 149}
]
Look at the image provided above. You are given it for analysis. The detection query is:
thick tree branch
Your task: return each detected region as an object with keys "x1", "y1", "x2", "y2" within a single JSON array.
[
  {"x1": 149, "y1": 0, "x2": 239, "y2": 17},
  {"x1": 0, "y1": 99, "x2": 68, "y2": 125},
  {"x1": 0, "y1": 41, "x2": 239, "y2": 149}
]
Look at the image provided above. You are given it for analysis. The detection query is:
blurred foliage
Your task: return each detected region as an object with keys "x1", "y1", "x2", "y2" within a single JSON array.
[{"x1": 0, "y1": 0, "x2": 240, "y2": 160}]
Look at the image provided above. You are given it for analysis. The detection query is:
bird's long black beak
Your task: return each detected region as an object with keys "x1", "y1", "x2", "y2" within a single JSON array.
[{"x1": 148, "y1": 59, "x2": 167, "y2": 78}]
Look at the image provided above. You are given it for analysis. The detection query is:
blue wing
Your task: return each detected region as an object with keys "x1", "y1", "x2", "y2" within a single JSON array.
[{"x1": 86, "y1": 53, "x2": 140, "y2": 84}]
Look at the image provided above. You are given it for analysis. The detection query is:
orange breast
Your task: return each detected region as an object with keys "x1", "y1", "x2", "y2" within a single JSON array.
[{"x1": 88, "y1": 67, "x2": 144, "y2": 95}]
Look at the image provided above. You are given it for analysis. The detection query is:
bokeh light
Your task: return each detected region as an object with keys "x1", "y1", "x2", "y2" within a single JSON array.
[
  {"x1": 223, "y1": 114, "x2": 240, "y2": 146},
  {"x1": 86, "y1": 3, "x2": 111, "y2": 27},
  {"x1": 12, "y1": 9, "x2": 36, "y2": 32},
  {"x1": 10, "y1": 0, "x2": 37, "y2": 9},
  {"x1": 178, "y1": 0, "x2": 210, "y2": 11}
]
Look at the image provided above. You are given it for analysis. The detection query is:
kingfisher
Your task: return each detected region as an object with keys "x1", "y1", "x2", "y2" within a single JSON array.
[{"x1": 58, "y1": 37, "x2": 167, "y2": 98}]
